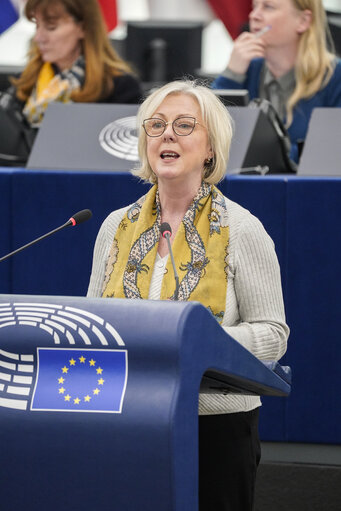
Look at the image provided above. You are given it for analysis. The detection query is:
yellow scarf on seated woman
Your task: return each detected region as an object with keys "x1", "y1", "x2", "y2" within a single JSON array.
[
  {"x1": 102, "y1": 182, "x2": 230, "y2": 322},
  {"x1": 23, "y1": 57, "x2": 85, "y2": 127}
]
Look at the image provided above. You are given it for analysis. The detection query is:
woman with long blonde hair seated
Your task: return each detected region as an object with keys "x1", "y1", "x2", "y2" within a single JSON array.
[{"x1": 212, "y1": 0, "x2": 341, "y2": 163}]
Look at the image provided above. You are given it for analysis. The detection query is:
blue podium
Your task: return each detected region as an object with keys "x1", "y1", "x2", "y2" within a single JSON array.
[{"x1": 0, "y1": 295, "x2": 290, "y2": 511}]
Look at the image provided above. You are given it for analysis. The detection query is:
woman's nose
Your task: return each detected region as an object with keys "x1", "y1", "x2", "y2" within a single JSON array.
[
  {"x1": 34, "y1": 26, "x2": 45, "y2": 43},
  {"x1": 163, "y1": 122, "x2": 176, "y2": 139},
  {"x1": 249, "y1": 5, "x2": 262, "y2": 21}
]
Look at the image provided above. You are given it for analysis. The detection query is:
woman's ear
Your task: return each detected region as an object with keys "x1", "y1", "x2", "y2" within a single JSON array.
[{"x1": 297, "y1": 9, "x2": 312, "y2": 34}]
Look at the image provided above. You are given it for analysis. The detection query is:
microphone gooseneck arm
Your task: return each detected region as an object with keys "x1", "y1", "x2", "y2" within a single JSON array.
[
  {"x1": 0, "y1": 223, "x2": 69, "y2": 263},
  {"x1": 0, "y1": 209, "x2": 92, "y2": 263},
  {"x1": 160, "y1": 222, "x2": 179, "y2": 300}
]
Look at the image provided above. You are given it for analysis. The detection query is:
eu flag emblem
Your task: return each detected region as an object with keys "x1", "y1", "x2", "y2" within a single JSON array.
[{"x1": 31, "y1": 348, "x2": 127, "y2": 413}]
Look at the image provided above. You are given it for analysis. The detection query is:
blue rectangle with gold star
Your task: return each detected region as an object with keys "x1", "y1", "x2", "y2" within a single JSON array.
[{"x1": 31, "y1": 348, "x2": 127, "y2": 413}]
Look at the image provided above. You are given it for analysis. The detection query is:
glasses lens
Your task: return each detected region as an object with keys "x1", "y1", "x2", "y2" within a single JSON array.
[
  {"x1": 144, "y1": 118, "x2": 166, "y2": 136},
  {"x1": 173, "y1": 117, "x2": 196, "y2": 135}
]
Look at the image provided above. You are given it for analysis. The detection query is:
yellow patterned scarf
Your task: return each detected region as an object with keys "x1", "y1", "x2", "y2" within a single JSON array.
[
  {"x1": 102, "y1": 182, "x2": 230, "y2": 322},
  {"x1": 23, "y1": 57, "x2": 85, "y2": 127}
]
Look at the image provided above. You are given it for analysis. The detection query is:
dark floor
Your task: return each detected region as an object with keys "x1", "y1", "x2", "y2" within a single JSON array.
[{"x1": 255, "y1": 443, "x2": 341, "y2": 511}]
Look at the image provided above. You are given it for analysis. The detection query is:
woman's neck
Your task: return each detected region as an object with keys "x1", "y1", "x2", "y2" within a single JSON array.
[
  {"x1": 158, "y1": 180, "x2": 199, "y2": 221},
  {"x1": 157, "y1": 181, "x2": 201, "y2": 257},
  {"x1": 54, "y1": 48, "x2": 82, "y2": 73},
  {"x1": 265, "y1": 45, "x2": 298, "y2": 79}
]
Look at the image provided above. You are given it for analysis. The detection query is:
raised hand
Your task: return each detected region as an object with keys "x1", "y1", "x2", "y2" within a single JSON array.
[{"x1": 227, "y1": 31, "x2": 267, "y2": 75}]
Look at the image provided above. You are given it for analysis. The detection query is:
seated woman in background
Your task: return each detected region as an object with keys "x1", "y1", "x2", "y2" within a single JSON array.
[
  {"x1": 87, "y1": 79, "x2": 289, "y2": 511},
  {"x1": 3, "y1": 0, "x2": 142, "y2": 129},
  {"x1": 211, "y1": 0, "x2": 341, "y2": 163}
]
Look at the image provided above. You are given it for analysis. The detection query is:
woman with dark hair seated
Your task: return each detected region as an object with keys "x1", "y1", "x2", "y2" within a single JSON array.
[{"x1": 0, "y1": 0, "x2": 142, "y2": 164}]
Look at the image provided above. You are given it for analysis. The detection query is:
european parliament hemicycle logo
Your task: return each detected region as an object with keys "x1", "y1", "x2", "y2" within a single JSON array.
[
  {"x1": 99, "y1": 116, "x2": 139, "y2": 161},
  {"x1": 0, "y1": 301, "x2": 128, "y2": 413}
]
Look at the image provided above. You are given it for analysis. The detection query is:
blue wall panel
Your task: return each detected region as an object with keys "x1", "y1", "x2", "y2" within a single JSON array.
[
  {"x1": 10, "y1": 170, "x2": 148, "y2": 296},
  {"x1": 0, "y1": 169, "x2": 12, "y2": 292},
  {"x1": 285, "y1": 178, "x2": 341, "y2": 443}
]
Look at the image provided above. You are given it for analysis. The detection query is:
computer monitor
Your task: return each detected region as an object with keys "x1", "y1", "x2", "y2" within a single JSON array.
[
  {"x1": 226, "y1": 106, "x2": 296, "y2": 175},
  {"x1": 212, "y1": 89, "x2": 250, "y2": 107},
  {"x1": 126, "y1": 20, "x2": 203, "y2": 83}
]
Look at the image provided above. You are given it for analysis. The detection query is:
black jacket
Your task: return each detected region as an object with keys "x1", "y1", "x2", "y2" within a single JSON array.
[{"x1": 100, "y1": 73, "x2": 143, "y2": 104}]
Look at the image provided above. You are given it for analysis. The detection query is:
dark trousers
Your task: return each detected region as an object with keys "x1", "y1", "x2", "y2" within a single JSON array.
[{"x1": 199, "y1": 408, "x2": 261, "y2": 511}]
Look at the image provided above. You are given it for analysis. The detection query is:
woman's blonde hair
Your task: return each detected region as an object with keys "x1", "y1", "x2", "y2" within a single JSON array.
[
  {"x1": 12, "y1": 0, "x2": 134, "y2": 102},
  {"x1": 133, "y1": 79, "x2": 234, "y2": 185},
  {"x1": 287, "y1": 0, "x2": 336, "y2": 125}
]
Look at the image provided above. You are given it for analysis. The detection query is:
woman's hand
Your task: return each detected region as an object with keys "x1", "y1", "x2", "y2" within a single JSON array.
[{"x1": 227, "y1": 32, "x2": 266, "y2": 75}]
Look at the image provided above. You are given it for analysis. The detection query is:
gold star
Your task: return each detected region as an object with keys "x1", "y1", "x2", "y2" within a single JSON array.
[
  {"x1": 64, "y1": 394, "x2": 71, "y2": 401},
  {"x1": 79, "y1": 356, "x2": 86, "y2": 363},
  {"x1": 74, "y1": 397, "x2": 80, "y2": 404},
  {"x1": 69, "y1": 358, "x2": 76, "y2": 366},
  {"x1": 59, "y1": 387, "x2": 65, "y2": 394},
  {"x1": 62, "y1": 366, "x2": 69, "y2": 374},
  {"x1": 58, "y1": 377, "x2": 65, "y2": 384},
  {"x1": 84, "y1": 395, "x2": 91, "y2": 402},
  {"x1": 89, "y1": 359, "x2": 96, "y2": 366},
  {"x1": 96, "y1": 367, "x2": 103, "y2": 375},
  {"x1": 93, "y1": 388, "x2": 100, "y2": 395},
  {"x1": 98, "y1": 378, "x2": 105, "y2": 385}
]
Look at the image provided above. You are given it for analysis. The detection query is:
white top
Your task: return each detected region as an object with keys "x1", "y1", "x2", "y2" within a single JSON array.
[{"x1": 87, "y1": 195, "x2": 289, "y2": 415}]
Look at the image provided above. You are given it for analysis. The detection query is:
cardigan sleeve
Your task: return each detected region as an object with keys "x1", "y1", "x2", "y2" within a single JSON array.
[
  {"x1": 222, "y1": 213, "x2": 289, "y2": 361},
  {"x1": 324, "y1": 59, "x2": 341, "y2": 107},
  {"x1": 87, "y1": 207, "x2": 128, "y2": 297},
  {"x1": 211, "y1": 73, "x2": 245, "y2": 90}
]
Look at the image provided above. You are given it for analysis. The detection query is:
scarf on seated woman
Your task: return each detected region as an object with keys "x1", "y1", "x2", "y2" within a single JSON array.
[
  {"x1": 102, "y1": 182, "x2": 230, "y2": 323},
  {"x1": 23, "y1": 56, "x2": 85, "y2": 127}
]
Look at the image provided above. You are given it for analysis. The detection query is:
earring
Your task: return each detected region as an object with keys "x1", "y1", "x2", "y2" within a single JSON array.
[{"x1": 204, "y1": 157, "x2": 214, "y2": 178}]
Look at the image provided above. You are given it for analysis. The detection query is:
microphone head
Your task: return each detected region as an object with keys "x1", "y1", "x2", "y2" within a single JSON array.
[
  {"x1": 160, "y1": 222, "x2": 172, "y2": 238},
  {"x1": 69, "y1": 209, "x2": 92, "y2": 226}
]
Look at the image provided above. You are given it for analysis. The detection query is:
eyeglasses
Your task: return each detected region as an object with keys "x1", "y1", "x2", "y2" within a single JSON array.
[{"x1": 142, "y1": 116, "x2": 205, "y2": 137}]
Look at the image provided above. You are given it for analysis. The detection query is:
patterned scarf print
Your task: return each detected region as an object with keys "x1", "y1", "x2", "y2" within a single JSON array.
[
  {"x1": 23, "y1": 56, "x2": 85, "y2": 127},
  {"x1": 102, "y1": 183, "x2": 230, "y2": 322}
]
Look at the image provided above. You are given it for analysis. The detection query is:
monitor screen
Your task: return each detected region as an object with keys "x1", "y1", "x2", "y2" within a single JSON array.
[
  {"x1": 211, "y1": 89, "x2": 250, "y2": 107},
  {"x1": 126, "y1": 20, "x2": 204, "y2": 84}
]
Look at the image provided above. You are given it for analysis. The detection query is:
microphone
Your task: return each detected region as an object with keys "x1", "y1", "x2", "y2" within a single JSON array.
[
  {"x1": 67, "y1": 209, "x2": 92, "y2": 226},
  {"x1": 160, "y1": 222, "x2": 179, "y2": 300},
  {"x1": 0, "y1": 209, "x2": 92, "y2": 263}
]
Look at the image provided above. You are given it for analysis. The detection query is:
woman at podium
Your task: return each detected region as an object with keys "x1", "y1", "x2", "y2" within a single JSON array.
[{"x1": 88, "y1": 79, "x2": 289, "y2": 511}]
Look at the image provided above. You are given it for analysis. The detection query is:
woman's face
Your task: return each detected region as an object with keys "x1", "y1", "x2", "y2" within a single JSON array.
[
  {"x1": 33, "y1": 3, "x2": 84, "y2": 70},
  {"x1": 146, "y1": 93, "x2": 213, "y2": 190},
  {"x1": 249, "y1": 0, "x2": 311, "y2": 48}
]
